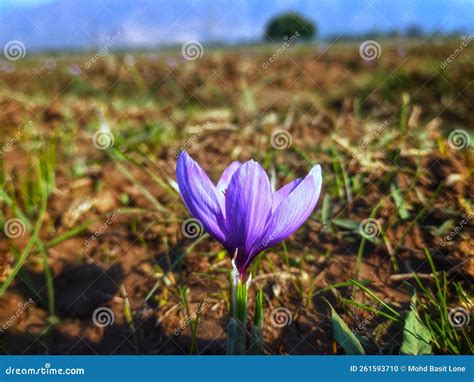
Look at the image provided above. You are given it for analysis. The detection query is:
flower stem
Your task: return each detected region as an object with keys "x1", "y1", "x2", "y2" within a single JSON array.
[
  {"x1": 226, "y1": 259, "x2": 248, "y2": 354},
  {"x1": 249, "y1": 289, "x2": 264, "y2": 354}
]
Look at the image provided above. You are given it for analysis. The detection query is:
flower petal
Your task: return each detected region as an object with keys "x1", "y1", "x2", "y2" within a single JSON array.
[
  {"x1": 224, "y1": 160, "x2": 273, "y2": 271},
  {"x1": 217, "y1": 161, "x2": 242, "y2": 194},
  {"x1": 257, "y1": 165, "x2": 322, "y2": 253},
  {"x1": 272, "y1": 178, "x2": 302, "y2": 212},
  {"x1": 216, "y1": 161, "x2": 241, "y2": 214},
  {"x1": 176, "y1": 152, "x2": 226, "y2": 243}
]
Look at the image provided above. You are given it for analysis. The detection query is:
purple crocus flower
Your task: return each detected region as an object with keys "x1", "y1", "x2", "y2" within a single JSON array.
[{"x1": 176, "y1": 152, "x2": 322, "y2": 279}]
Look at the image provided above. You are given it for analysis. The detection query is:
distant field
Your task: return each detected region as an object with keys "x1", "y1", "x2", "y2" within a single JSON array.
[{"x1": 0, "y1": 39, "x2": 472, "y2": 355}]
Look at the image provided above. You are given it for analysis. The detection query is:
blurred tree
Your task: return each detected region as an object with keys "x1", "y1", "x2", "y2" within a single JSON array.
[
  {"x1": 387, "y1": 29, "x2": 401, "y2": 38},
  {"x1": 405, "y1": 25, "x2": 424, "y2": 38},
  {"x1": 264, "y1": 12, "x2": 316, "y2": 41}
]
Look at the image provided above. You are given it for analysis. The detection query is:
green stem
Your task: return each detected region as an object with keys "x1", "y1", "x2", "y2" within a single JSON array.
[
  {"x1": 36, "y1": 238, "x2": 56, "y2": 318},
  {"x1": 0, "y1": 200, "x2": 46, "y2": 297},
  {"x1": 226, "y1": 260, "x2": 248, "y2": 355},
  {"x1": 249, "y1": 289, "x2": 264, "y2": 355}
]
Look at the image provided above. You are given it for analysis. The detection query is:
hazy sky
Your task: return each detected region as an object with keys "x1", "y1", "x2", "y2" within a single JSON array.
[{"x1": 1, "y1": 0, "x2": 472, "y2": 50}]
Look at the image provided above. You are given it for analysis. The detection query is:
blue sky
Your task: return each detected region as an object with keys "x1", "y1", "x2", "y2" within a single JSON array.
[
  {"x1": 0, "y1": 0, "x2": 53, "y2": 8},
  {"x1": 2, "y1": 1, "x2": 473, "y2": 33},
  {"x1": 1, "y1": 0, "x2": 472, "y2": 50}
]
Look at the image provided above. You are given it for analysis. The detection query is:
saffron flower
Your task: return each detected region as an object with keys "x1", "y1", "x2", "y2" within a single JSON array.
[{"x1": 176, "y1": 152, "x2": 322, "y2": 278}]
